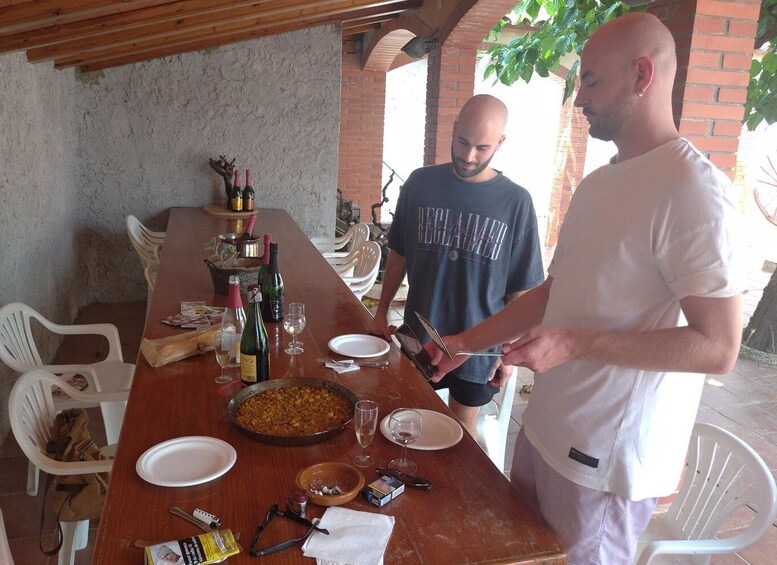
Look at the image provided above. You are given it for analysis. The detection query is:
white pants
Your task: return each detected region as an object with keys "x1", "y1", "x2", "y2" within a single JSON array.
[{"x1": 510, "y1": 429, "x2": 658, "y2": 565}]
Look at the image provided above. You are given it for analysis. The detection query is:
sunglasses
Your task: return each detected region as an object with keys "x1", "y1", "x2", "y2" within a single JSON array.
[{"x1": 249, "y1": 503, "x2": 329, "y2": 557}]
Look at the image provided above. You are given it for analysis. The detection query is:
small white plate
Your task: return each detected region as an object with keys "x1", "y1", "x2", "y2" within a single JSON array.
[
  {"x1": 136, "y1": 436, "x2": 237, "y2": 487},
  {"x1": 380, "y1": 409, "x2": 463, "y2": 450},
  {"x1": 328, "y1": 334, "x2": 390, "y2": 358}
]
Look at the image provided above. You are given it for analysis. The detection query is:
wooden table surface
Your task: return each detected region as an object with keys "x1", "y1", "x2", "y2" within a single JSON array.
[{"x1": 92, "y1": 207, "x2": 566, "y2": 564}]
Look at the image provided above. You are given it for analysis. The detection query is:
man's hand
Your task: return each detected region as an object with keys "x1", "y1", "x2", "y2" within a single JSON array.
[
  {"x1": 501, "y1": 327, "x2": 584, "y2": 373},
  {"x1": 487, "y1": 358, "x2": 515, "y2": 388},
  {"x1": 424, "y1": 336, "x2": 469, "y2": 382},
  {"x1": 366, "y1": 313, "x2": 394, "y2": 341}
]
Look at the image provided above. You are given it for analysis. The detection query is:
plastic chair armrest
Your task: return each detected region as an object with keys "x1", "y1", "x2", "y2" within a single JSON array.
[{"x1": 37, "y1": 319, "x2": 124, "y2": 362}]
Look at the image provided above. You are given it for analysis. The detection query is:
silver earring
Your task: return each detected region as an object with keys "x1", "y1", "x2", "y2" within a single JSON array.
[{"x1": 637, "y1": 90, "x2": 645, "y2": 97}]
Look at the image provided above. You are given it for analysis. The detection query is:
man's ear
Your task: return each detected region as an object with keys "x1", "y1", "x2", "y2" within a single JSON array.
[
  {"x1": 635, "y1": 56, "x2": 654, "y2": 95},
  {"x1": 496, "y1": 134, "x2": 506, "y2": 150}
]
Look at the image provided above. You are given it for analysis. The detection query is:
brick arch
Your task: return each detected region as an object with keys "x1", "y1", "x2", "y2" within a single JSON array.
[{"x1": 363, "y1": 14, "x2": 434, "y2": 73}]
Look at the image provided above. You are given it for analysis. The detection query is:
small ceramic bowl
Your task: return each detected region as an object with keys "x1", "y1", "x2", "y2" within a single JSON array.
[{"x1": 295, "y1": 462, "x2": 365, "y2": 507}]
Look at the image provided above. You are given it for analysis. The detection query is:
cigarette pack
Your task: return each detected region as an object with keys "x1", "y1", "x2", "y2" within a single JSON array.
[
  {"x1": 144, "y1": 529, "x2": 240, "y2": 564},
  {"x1": 361, "y1": 475, "x2": 405, "y2": 507}
]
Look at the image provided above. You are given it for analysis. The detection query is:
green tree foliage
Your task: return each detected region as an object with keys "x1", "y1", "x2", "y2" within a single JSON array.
[
  {"x1": 486, "y1": 0, "x2": 777, "y2": 131},
  {"x1": 745, "y1": 0, "x2": 777, "y2": 130}
]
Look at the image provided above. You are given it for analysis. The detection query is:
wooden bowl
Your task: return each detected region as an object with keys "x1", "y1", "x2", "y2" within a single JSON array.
[{"x1": 295, "y1": 462, "x2": 365, "y2": 507}]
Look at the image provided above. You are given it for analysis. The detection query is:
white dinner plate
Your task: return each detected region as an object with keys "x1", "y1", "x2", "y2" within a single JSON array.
[
  {"x1": 328, "y1": 334, "x2": 390, "y2": 358},
  {"x1": 380, "y1": 409, "x2": 463, "y2": 450},
  {"x1": 136, "y1": 436, "x2": 237, "y2": 487}
]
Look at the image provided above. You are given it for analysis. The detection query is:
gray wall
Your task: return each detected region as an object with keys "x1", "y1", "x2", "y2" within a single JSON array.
[
  {"x1": 0, "y1": 24, "x2": 342, "y2": 438},
  {"x1": 0, "y1": 52, "x2": 82, "y2": 438}
]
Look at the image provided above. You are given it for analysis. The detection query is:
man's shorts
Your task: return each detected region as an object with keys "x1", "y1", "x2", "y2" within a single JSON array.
[{"x1": 430, "y1": 372, "x2": 499, "y2": 407}]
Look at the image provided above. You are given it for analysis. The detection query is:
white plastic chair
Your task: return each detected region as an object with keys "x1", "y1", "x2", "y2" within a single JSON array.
[
  {"x1": 10, "y1": 369, "x2": 125, "y2": 565},
  {"x1": 338, "y1": 241, "x2": 381, "y2": 300},
  {"x1": 311, "y1": 222, "x2": 369, "y2": 254},
  {"x1": 321, "y1": 225, "x2": 371, "y2": 274},
  {"x1": 634, "y1": 422, "x2": 777, "y2": 565},
  {"x1": 436, "y1": 370, "x2": 517, "y2": 472},
  {"x1": 0, "y1": 302, "x2": 133, "y2": 495},
  {"x1": 0, "y1": 508, "x2": 14, "y2": 565},
  {"x1": 126, "y1": 214, "x2": 165, "y2": 270},
  {"x1": 143, "y1": 263, "x2": 158, "y2": 317}
]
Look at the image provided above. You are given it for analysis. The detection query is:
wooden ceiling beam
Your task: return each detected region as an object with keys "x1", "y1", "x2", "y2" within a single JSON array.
[
  {"x1": 73, "y1": 18, "x2": 326, "y2": 72},
  {"x1": 29, "y1": 0, "x2": 407, "y2": 63},
  {"x1": 342, "y1": 22, "x2": 384, "y2": 36},
  {"x1": 0, "y1": 0, "x2": 271, "y2": 54},
  {"x1": 0, "y1": 0, "x2": 176, "y2": 35}
]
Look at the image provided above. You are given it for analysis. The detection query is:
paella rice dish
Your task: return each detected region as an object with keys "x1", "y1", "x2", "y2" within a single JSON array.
[{"x1": 235, "y1": 386, "x2": 354, "y2": 436}]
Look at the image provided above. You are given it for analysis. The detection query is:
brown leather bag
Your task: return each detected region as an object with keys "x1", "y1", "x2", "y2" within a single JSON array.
[{"x1": 39, "y1": 408, "x2": 110, "y2": 555}]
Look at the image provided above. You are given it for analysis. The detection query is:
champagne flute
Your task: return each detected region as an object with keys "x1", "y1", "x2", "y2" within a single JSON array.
[
  {"x1": 353, "y1": 400, "x2": 378, "y2": 468},
  {"x1": 283, "y1": 303, "x2": 305, "y2": 355},
  {"x1": 214, "y1": 327, "x2": 235, "y2": 384},
  {"x1": 388, "y1": 408, "x2": 422, "y2": 473}
]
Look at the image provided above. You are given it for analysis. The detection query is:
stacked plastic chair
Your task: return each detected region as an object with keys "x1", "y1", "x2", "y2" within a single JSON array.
[
  {"x1": 0, "y1": 302, "x2": 133, "y2": 497},
  {"x1": 10, "y1": 369, "x2": 127, "y2": 565}
]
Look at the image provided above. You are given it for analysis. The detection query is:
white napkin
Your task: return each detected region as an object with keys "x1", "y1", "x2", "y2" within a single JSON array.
[
  {"x1": 325, "y1": 360, "x2": 360, "y2": 374},
  {"x1": 302, "y1": 507, "x2": 394, "y2": 565}
]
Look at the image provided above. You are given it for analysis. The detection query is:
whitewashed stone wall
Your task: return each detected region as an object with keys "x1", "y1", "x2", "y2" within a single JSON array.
[
  {"x1": 77, "y1": 24, "x2": 342, "y2": 302},
  {"x1": 0, "y1": 52, "x2": 81, "y2": 437},
  {"x1": 0, "y1": 24, "x2": 341, "y2": 437}
]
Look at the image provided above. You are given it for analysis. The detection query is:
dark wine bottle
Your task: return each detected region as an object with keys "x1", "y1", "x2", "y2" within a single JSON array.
[
  {"x1": 239, "y1": 214, "x2": 257, "y2": 241},
  {"x1": 260, "y1": 242, "x2": 284, "y2": 323},
  {"x1": 231, "y1": 169, "x2": 243, "y2": 212},
  {"x1": 239, "y1": 285, "x2": 270, "y2": 385},
  {"x1": 243, "y1": 169, "x2": 255, "y2": 212},
  {"x1": 257, "y1": 233, "x2": 272, "y2": 288}
]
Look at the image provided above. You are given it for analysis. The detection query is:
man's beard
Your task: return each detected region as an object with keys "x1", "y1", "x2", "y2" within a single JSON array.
[
  {"x1": 585, "y1": 88, "x2": 633, "y2": 142},
  {"x1": 450, "y1": 147, "x2": 495, "y2": 179}
]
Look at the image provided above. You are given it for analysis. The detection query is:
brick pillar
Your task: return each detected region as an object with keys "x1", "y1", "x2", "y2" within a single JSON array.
[
  {"x1": 338, "y1": 39, "x2": 387, "y2": 220},
  {"x1": 650, "y1": 0, "x2": 760, "y2": 179},
  {"x1": 547, "y1": 90, "x2": 589, "y2": 250},
  {"x1": 424, "y1": 44, "x2": 477, "y2": 165}
]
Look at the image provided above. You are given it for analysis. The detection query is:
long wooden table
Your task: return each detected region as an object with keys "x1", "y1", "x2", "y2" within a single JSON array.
[{"x1": 93, "y1": 207, "x2": 566, "y2": 564}]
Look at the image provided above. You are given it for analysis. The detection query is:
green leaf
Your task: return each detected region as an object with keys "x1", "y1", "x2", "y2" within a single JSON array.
[{"x1": 536, "y1": 58, "x2": 550, "y2": 77}]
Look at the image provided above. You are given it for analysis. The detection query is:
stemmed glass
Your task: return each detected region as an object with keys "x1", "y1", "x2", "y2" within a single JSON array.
[
  {"x1": 353, "y1": 400, "x2": 378, "y2": 468},
  {"x1": 213, "y1": 327, "x2": 236, "y2": 384},
  {"x1": 283, "y1": 303, "x2": 306, "y2": 355},
  {"x1": 388, "y1": 408, "x2": 422, "y2": 473}
]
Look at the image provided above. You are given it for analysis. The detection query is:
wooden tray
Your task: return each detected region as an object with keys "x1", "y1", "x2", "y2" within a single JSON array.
[{"x1": 203, "y1": 204, "x2": 257, "y2": 218}]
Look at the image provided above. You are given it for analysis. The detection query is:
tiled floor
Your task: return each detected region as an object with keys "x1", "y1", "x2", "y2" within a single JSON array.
[{"x1": 2, "y1": 261, "x2": 777, "y2": 562}]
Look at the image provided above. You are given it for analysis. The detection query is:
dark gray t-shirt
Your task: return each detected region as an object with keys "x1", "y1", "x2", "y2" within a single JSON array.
[{"x1": 389, "y1": 163, "x2": 545, "y2": 383}]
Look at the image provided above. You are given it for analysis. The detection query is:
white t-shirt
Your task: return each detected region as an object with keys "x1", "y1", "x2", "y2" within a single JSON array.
[{"x1": 522, "y1": 138, "x2": 744, "y2": 501}]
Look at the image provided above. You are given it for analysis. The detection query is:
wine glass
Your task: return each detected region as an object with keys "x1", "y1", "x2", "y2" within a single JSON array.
[
  {"x1": 353, "y1": 400, "x2": 379, "y2": 468},
  {"x1": 213, "y1": 327, "x2": 236, "y2": 384},
  {"x1": 388, "y1": 408, "x2": 422, "y2": 473},
  {"x1": 283, "y1": 303, "x2": 305, "y2": 355}
]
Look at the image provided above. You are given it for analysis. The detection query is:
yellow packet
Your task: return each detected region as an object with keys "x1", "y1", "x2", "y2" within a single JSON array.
[{"x1": 144, "y1": 529, "x2": 240, "y2": 564}]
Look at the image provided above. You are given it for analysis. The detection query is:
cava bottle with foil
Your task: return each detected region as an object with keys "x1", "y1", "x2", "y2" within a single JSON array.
[
  {"x1": 257, "y1": 233, "x2": 272, "y2": 288},
  {"x1": 243, "y1": 169, "x2": 256, "y2": 212},
  {"x1": 239, "y1": 285, "x2": 269, "y2": 385},
  {"x1": 222, "y1": 275, "x2": 246, "y2": 368},
  {"x1": 260, "y1": 242, "x2": 284, "y2": 323},
  {"x1": 231, "y1": 169, "x2": 243, "y2": 212}
]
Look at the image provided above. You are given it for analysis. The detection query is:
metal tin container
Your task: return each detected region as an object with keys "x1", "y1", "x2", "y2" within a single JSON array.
[{"x1": 218, "y1": 232, "x2": 261, "y2": 258}]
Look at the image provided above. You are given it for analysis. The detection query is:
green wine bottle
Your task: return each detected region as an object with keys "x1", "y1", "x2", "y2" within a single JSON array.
[
  {"x1": 239, "y1": 285, "x2": 270, "y2": 385},
  {"x1": 261, "y1": 242, "x2": 284, "y2": 323}
]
